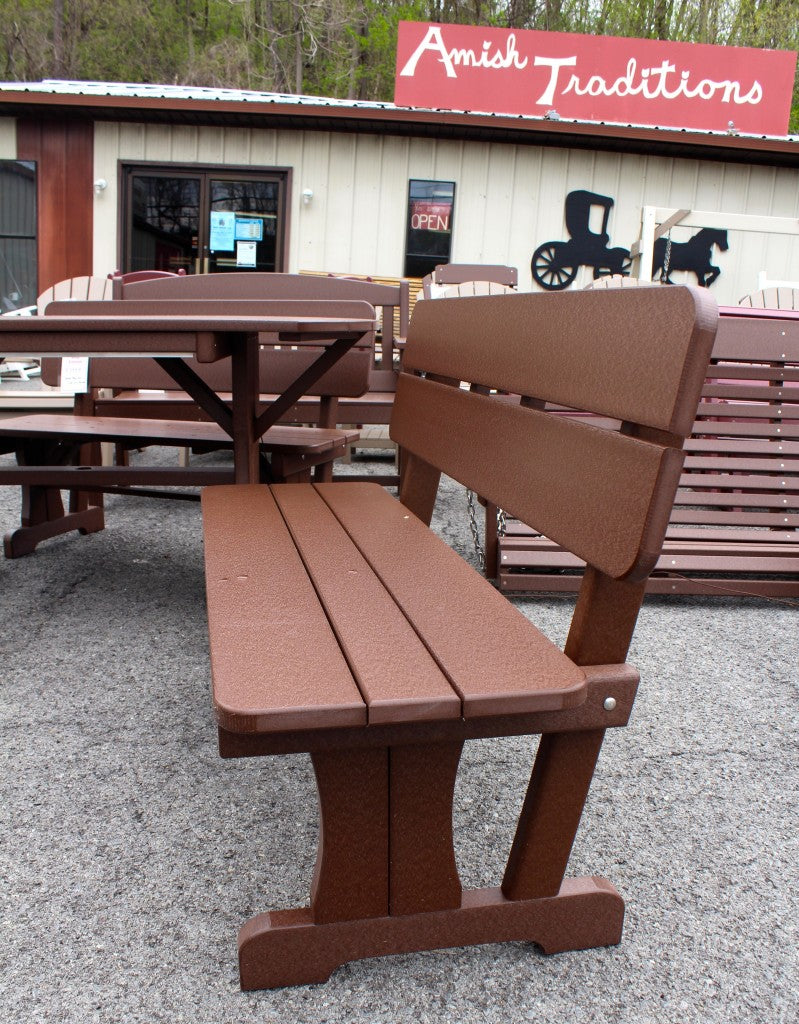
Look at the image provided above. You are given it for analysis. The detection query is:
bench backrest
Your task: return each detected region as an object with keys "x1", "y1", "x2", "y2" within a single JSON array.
[
  {"x1": 422, "y1": 263, "x2": 518, "y2": 299},
  {"x1": 393, "y1": 285, "x2": 718, "y2": 588},
  {"x1": 40, "y1": 298, "x2": 374, "y2": 398},
  {"x1": 673, "y1": 310, "x2": 799, "y2": 535},
  {"x1": 117, "y1": 272, "x2": 409, "y2": 391},
  {"x1": 738, "y1": 287, "x2": 799, "y2": 310},
  {"x1": 36, "y1": 275, "x2": 113, "y2": 313}
]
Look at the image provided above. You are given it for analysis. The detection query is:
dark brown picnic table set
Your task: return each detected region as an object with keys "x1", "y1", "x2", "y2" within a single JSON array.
[
  {"x1": 0, "y1": 281, "x2": 722, "y2": 989},
  {"x1": 0, "y1": 301, "x2": 376, "y2": 555}
]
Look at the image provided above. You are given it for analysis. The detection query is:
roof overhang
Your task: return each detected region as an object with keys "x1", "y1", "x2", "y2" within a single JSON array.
[{"x1": 1, "y1": 81, "x2": 797, "y2": 169}]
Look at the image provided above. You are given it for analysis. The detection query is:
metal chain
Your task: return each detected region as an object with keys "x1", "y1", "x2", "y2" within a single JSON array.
[
  {"x1": 661, "y1": 231, "x2": 672, "y2": 282},
  {"x1": 466, "y1": 489, "x2": 506, "y2": 571},
  {"x1": 466, "y1": 488, "x2": 484, "y2": 570}
]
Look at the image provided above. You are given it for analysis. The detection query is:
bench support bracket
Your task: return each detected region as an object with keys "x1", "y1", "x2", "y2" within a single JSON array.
[{"x1": 238, "y1": 877, "x2": 624, "y2": 990}]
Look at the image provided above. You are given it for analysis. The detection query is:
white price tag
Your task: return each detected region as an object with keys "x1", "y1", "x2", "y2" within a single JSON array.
[{"x1": 61, "y1": 356, "x2": 89, "y2": 393}]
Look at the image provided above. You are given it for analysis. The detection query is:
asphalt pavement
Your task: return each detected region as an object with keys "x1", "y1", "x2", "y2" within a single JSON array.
[{"x1": 1, "y1": 448, "x2": 796, "y2": 1024}]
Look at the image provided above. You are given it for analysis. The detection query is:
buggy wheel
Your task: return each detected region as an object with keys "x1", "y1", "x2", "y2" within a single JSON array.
[{"x1": 531, "y1": 243, "x2": 578, "y2": 290}]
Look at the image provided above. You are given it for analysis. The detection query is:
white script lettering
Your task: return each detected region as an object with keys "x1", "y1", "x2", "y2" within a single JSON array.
[
  {"x1": 558, "y1": 56, "x2": 762, "y2": 106},
  {"x1": 533, "y1": 56, "x2": 578, "y2": 104},
  {"x1": 400, "y1": 27, "x2": 764, "y2": 110},
  {"x1": 399, "y1": 25, "x2": 528, "y2": 79}
]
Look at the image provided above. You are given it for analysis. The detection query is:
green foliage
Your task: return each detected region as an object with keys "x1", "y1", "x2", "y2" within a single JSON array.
[{"x1": 0, "y1": 0, "x2": 796, "y2": 132}]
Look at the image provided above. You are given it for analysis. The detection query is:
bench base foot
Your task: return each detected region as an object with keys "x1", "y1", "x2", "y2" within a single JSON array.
[
  {"x1": 237, "y1": 877, "x2": 624, "y2": 990},
  {"x1": 4, "y1": 506, "x2": 105, "y2": 558}
]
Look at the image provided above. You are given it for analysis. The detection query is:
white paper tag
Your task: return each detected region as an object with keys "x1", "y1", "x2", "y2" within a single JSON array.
[
  {"x1": 236, "y1": 240, "x2": 257, "y2": 268},
  {"x1": 61, "y1": 356, "x2": 89, "y2": 393}
]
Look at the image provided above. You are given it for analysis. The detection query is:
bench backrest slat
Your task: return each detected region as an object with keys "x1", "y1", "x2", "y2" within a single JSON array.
[
  {"x1": 393, "y1": 287, "x2": 718, "y2": 581},
  {"x1": 401, "y1": 286, "x2": 716, "y2": 437},
  {"x1": 118, "y1": 271, "x2": 409, "y2": 391}
]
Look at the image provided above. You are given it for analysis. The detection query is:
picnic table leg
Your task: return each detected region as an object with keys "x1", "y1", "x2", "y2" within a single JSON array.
[
  {"x1": 4, "y1": 438, "x2": 104, "y2": 558},
  {"x1": 230, "y1": 333, "x2": 261, "y2": 484}
]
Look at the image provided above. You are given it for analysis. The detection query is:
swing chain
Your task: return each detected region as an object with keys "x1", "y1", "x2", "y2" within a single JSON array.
[
  {"x1": 466, "y1": 489, "x2": 506, "y2": 571},
  {"x1": 660, "y1": 229, "x2": 673, "y2": 282}
]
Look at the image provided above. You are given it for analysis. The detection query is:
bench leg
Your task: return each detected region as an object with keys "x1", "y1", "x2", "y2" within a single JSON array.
[
  {"x1": 238, "y1": 879, "x2": 623, "y2": 990},
  {"x1": 4, "y1": 439, "x2": 105, "y2": 558},
  {"x1": 236, "y1": 737, "x2": 623, "y2": 990}
]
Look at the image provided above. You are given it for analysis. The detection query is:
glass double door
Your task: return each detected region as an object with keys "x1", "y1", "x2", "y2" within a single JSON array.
[{"x1": 124, "y1": 167, "x2": 287, "y2": 275}]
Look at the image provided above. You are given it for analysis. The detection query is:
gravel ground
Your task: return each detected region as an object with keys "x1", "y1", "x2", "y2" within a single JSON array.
[{"x1": 1, "y1": 447, "x2": 796, "y2": 1024}]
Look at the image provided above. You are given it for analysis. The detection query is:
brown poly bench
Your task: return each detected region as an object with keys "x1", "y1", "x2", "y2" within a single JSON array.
[{"x1": 201, "y1": 284, "x2": 718, "y2": 989}]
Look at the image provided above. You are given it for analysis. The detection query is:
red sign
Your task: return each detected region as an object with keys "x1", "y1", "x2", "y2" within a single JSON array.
[
  {"x1": 395, "y1": 22, "x2": 797, "y2": 136},
  {"x1": 410, "y1": 200, "x2": 452, "y2": 232}
]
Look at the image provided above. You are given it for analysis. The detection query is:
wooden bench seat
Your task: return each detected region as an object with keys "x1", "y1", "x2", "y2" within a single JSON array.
[
  {"x1": 497, "y1": 313, "x2": 799, "y2": 598},
  {"x1": 0, "y1": 413, "x2": 357, "y2": 485},
  {"x1": 205, "y1": 482, "x2": 587, "y2": 736},
  {"x1": 200, "y1": 284, "x2": 718, "y2": 989}
]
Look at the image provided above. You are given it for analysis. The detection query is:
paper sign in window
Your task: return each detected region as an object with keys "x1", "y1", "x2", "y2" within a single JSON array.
[
  {"x1": 236, "y1": 240, "x2": 257, "y2": 268},
  {"x1": 235, "y1": 218, "x2": 263, "y2": 242},
  {"x1": 210, "y1": 212, "x2": 235, "y2": 251}
]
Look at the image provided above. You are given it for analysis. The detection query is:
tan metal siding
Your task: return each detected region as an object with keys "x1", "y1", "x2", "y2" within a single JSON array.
[
  {"x1": 0, "y1": 118, "x2": 16, "y2": 157},
  {"x1": 91, "y1": 122, "x2": 799, "y2": 303}
]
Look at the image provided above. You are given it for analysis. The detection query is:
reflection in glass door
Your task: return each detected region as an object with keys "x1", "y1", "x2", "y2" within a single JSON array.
[
  {"x1": 208, "y1": 178, "x2": 281, "y2": 273},
  {"x1": 129, "y1": 174, "x2": 200, "y2": 274},
  {"x1": 124, "y1": 167, "x2": 287, "y2": 275}
]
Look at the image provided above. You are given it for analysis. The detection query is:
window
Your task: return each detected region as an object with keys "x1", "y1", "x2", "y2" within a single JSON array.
[
  {"x1": 123, "y1": 165, "x2": 288, "y2": 275},
  {"x1": 404, "y1": 179, "x2": 455, "y2": 278},
  {"x1": 0, "y1": 160, "x2": 37, "y2": 311}
]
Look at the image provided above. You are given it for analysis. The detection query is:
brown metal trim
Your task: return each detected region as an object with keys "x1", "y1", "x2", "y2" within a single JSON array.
[
  {"x1": 16, "y1": 117, "x2": 94, "y2": 293},
  {"x1": 3, "y1": 89, "x2": 797, "y2": 168}
]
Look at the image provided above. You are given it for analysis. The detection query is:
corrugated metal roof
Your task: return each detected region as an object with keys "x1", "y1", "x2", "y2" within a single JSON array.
[{"x1": 1, "y1": 79, "x2": 797, "y2": 165}]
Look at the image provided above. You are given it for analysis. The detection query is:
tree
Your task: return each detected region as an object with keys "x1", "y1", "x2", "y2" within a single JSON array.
[{"x1": 0, "y1": 0, "x2": 796, "y2": 130}]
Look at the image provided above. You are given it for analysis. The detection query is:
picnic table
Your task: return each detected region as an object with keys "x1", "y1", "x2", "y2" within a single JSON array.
[{"x1": 0, "y1": 311, "x2": 375, "y2": 485}]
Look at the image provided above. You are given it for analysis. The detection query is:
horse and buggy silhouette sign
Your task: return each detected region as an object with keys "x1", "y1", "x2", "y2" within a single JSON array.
[{"x1": 531, "y1": 190, "x2": 730, "y2": 291}]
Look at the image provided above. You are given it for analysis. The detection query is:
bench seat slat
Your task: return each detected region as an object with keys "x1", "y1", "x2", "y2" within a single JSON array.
[
  {"x1": 314, "y1": 482, "x2": 586, "y2": 718},
  {"x1": 683, "y1": 455, "x2": 797, "y2": 472},
  {"x1": 203, "y1": 485, "x2": 366, "y2": 734},
  {"x1": 668, "y1": 509, "x2": 798, "y2": 527},
  {"x1": 689, "y1": 421, "x2": 799, "y2": 439},
  {"x1": 0, "y1": 413, "x2": 357, "y2": 453},
  {"x1": 676, "y1": 473, "x2": 798, "y2": 492},
  {"x1": 695, "y1": 401, "x2": 799, "y2": 421},
  {"x1": 270, "y1": 483, "x2": 461, "y2": 725},
  {"x1": 685, "y1": 438, "x2": 799, "y2": 455},
  {"x1": 673, "y1": 489, "x2": 798, "y2": 508}
]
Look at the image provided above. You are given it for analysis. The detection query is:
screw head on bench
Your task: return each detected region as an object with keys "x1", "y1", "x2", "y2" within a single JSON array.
[{"x1": 603, "y1": 697, "x2": 617, "y2": 712}]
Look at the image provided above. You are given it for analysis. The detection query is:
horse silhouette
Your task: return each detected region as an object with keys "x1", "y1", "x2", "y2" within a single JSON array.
[{"x1": 652, "y1": 228, "x2": 729, "y2": 287}]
